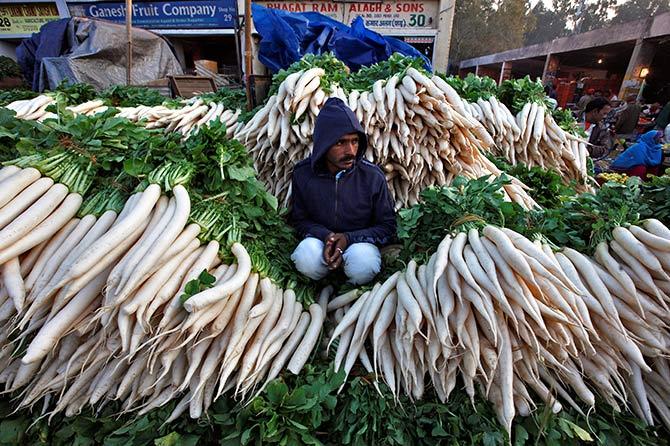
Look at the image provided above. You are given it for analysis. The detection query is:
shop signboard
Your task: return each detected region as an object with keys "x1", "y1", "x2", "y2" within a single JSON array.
[
  {"x1": 343, "y1": 0, "x2": 437, "y2": 30},
  {"x1": 0, "y1": 2, "x2": 60, "y2": 36},
  {"x1": 255, "y1": 0, "x2": 438, "y2": 30},
  {"x1": 68, "y1": 0, "x2": 237, "y2": 29},
  {"x1": 257, "y1": 0, "x2": 341, "y2": 20}
]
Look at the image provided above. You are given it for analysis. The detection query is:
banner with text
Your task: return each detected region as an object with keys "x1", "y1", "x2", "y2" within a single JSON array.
[
  {"x1": 68, "y1": 0, "x2": 237, "y2": 29},
  {"x1": 255, "y1": 0, "x2": 437, "y2": 30},
  {"x1": 0, "y1": 3, "x2": 60, "y2": 36}
]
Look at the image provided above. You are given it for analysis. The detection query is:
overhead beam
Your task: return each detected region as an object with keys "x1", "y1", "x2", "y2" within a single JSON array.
[{"x1": 459, "y1": 11, "x2": 668, "y2": 69}]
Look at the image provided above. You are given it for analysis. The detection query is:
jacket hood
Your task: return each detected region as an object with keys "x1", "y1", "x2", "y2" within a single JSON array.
[{"x1": 311, "y1": 97, "x2": 368, "y2": 171}]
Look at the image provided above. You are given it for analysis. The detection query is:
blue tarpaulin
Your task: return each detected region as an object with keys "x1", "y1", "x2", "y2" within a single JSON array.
[{"x1": 252, "y1": 4, "x2": 431, "y2": 73}]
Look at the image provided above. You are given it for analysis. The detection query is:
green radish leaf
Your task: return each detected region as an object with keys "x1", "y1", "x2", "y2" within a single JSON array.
[{"x1": 564, "y1": 420, "x2": 594, "y2": 442}]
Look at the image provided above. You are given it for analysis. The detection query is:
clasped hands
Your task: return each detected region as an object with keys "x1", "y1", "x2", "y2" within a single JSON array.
[{"x1": 323, "y1": 233, "x2": 348, "y2": 270}]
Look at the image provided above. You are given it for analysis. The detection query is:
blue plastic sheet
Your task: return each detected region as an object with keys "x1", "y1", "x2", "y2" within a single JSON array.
[
  {"x1": 17, "y1": 19, "x2": 70, "y2": 91},
  {"x1": 252, "y1": 4, "x2": 431, "y2": 73}
]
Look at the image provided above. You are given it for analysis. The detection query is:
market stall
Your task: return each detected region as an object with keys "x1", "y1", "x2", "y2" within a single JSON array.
[
  {"x1": 67, "y1": 0, "x2": 241, "y2": 84},
  {"x1": 0, "y1": 50, "x2": 669, "y2": 445}
]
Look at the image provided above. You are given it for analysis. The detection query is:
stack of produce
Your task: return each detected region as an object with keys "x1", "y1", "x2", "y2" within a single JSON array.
[
  {"x1": 1, "y1": 85, "x2": 246, "y2": 139},
  {"x1": 3, "y1": 94, "x2": 56, "y2": 121},
  {"x1": 447, "y1": 75, "x2": 590, "y2": 188},
  {"x1": 0, "y1": 112, "x2": 321, "y2": 420},
  {"x1": 115, "y1": 98, "x2": 241, "y2": 138},
  {"x1": 235, "y1": 54, "x2": 537, "y2": 211},
  {"x1": 327, "y1": 174, "x2": 670, "y2": 435},
  {"x1": 328, "y1": 221, "x2": 670, "y2": 434}
]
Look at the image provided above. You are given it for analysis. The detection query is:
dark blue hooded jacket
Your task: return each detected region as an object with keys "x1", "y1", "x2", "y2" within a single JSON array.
[{"x1": 290, "y1": 98, "x2": 396, "y2": 246}]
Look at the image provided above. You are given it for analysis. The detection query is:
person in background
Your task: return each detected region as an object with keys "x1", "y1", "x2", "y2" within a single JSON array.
[
  {"x1": 610, "y1": 130, "x2": 664, "y2": 179},
  {"x1": 577, "y1": 88, "x2": 595, "y2": 118},
  {"x1": 643, "y1": 102, "x2": 662, "y2": 120},
  {"x1": 544, "y1": 84, "x2": 557, "y2": 100},
  {"x1": 594, "y1": 90, "x2": 604, "y2": 98},
  {"x1": 582, "y1": 97, "x2": 612, "y2": 158},
  {"x1": 615, "y1": 94, "x2": 642, "y2": 139},
  {"x1": 605, "y1": 89, "x2": 619, "y2": 102},
  {"x1": 654, "y1": 100, "x2": 670, "y2": 130},
  {"x1": 289, "y1": 98, "x2": 396, "y2": 285}
]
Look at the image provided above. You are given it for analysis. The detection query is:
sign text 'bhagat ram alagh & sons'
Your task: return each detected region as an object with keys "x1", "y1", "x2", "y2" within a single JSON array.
[
  {"x1": 68, "y1": 0, "x2": 238, "y2": 29},
  {"x1": 256, "y1": 0, "x2": 438, "y2": 30}
]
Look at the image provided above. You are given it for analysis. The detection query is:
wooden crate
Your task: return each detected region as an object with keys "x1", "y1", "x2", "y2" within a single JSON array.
[{"x1": 169, "y1": 76, "x2": 216, "y2": 98}]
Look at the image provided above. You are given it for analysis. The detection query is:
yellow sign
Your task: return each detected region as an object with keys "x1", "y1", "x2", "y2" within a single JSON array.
[{"x1": 0, "y1": 3, "x2": 60, "y2": 36}]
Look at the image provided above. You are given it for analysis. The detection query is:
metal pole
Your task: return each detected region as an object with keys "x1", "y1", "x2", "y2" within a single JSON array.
[
  {"x1": 244, "y1": 0, "x2": 253, "y2": 111},
  {"x1": 126, "y1": 0, "x2": 133, "y2": 85}
]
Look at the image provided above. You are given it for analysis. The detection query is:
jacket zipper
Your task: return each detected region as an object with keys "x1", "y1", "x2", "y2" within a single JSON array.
[{"x1": 334, "y1": 171, "x2": 342, "y2": 229}]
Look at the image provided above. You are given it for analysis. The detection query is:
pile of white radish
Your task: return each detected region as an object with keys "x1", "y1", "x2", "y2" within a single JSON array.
[
  {"x1": 463, "y1": 99, "x2": 590, "y2": 189},
  {"x1": 327, "y1": 222, "x2": 670, "y2": 435},
  {"x1": 114, "y1": 98, "x2": 241, "y2": 138},
  {"x1": 3, "y1": 96, "x2": 242, "y2": 139},
  {"x1": 235, "y1": 68, "x2": 538, "y2": 211},
  {"x1": 0, "y1": 166, "x2": 324, "y2": 420},
  {"x1": 3, "y1": 94, "x2": 56, "y2": 122}
]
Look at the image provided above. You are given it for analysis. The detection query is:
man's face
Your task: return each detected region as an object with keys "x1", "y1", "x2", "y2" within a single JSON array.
[
  {"x1": 588, "y1": 105, "x2": 611, "y2": 123},
  {"x1": 325, "y1": 133, "x2": 359, "y2": 172}
]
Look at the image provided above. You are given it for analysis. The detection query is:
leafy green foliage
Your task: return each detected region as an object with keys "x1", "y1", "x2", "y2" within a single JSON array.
[
  {"x1": 180, "y1": 270, "x2": 216, "y2": 304},
  {"x1": 270, "y1": 53, "x2": 350, "y2": 96},
  {"x1": 396, "y1": 169, "x2": 652, "y2": 262},
  {"x1": 0, "y1": 56, "x2": 22, "y2": 80},
  {"x1": 0, "y1": 358, "x2": 667, "y2": 446},
  {"x1": 198, "y1": 88, "x2": 246, "y2": 111},
  {"x1": 100, "y1": 85, "x2": 166, "y2": 107},
  {"x1": 218, "y1": 365, "x2": 344, "y2": 445},
  {"x1": 441, "y1": 73, "x2": 499, "y2": 102},
  {"x1": 552, "y1": 107, "x2": 587, "y2": 137},
  {"x1": 490, "y1": 157, "x2": 577, "y2": 208},
  {"x1": 344, "y1": 53, "x2": 427, "y2": 92},
  {"x1": 0, "y1": 89, "x2": 37, "y2": 107},
  {"x1": 0, "y1": 108, "x2": 45, "y2": 162},
  {"x1": 498, "y1": 76, "x2": 550, "y2": 114},
  {"x1": 639, "y1": 172, "x2": 670, "y2": 226},
  {"x1": 7, "y1": 108, "x2": 152, "y2": 195},
  {"x1": 397, "y1": 175, "x2": 528, "y2": 263},
  {"x1": 52, "y1": 81, "x2": 98, "y2": 106}
]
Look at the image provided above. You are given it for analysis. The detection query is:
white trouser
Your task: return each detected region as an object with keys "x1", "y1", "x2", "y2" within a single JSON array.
[{"x1": 291, "y1": 237, "x2": 381, "y2": 285}]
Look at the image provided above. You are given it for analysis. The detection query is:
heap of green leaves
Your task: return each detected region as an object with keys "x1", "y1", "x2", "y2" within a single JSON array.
[
  {"x1": 52, "y1": 81, "x2": 98, "y2": 106},
  {"x1": 552, "y1": 107, "x2": 587, "y2": 137},
  {"x1": 7, "y1": 108, "x2": 151, "y2": 196},
  {"x1": 0, "y1": 107, "x2": 45, "y2": 162},
  {"x1": 100, "y1": 85, "x2": 166, "y2": 107},
  {"x1": 440, "y1": 73, "x2": 499, "y2": 102},
  {"x1": 395, "y1": 169, "x2": 653, "y2": 265},
  {"x1": 0, "y1": 89, "x2": 37, "y2": 107},
  {"x1": 1, "y1": 360, "x2": 666, "y2": 446},
  {"x1": 639, "y1": 172, "x2": 670, "y2": 225},
  {"x1": 498, "y1": 76, "x2": 550, "y2": 114},
  {"x1": 198, "y1": 87, "x2": 246, "y2": 111},
  {"x1": 269, "y1": 53, "x2": 350, "y2": 96},
  {"x1": 344, "y1": 53, "x2": 427, "y2": 92},
  {"x1": 489, "y1": 157, "x2": 577, "y2": 208},
  {"x1": 0, "y1": 56, "x2": 22, "y2": 80},
  {"x1": 397, "y1": 175, "x2": 529, "y2": 264}
]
